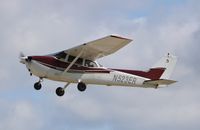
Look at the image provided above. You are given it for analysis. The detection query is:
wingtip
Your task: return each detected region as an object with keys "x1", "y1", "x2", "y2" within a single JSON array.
[{"x1": 110, "y1": 35, "x2": 133, "y2": 41}]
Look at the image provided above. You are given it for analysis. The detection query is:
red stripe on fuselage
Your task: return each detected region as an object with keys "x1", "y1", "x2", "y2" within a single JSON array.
[
  {"x1": 30, "y1": 56, "x2": 165, "y2": 79},
  {"x1": 31, "y1": 56, "x2": 110, "y2": 73},
  {"x1": 111, "y1": 68, "x2": 165, "y2": 80}
]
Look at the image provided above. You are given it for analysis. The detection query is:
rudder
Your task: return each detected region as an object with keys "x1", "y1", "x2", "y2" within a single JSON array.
[{"x1": 152, "y1": 53, "x2": 177, "y2": 79}]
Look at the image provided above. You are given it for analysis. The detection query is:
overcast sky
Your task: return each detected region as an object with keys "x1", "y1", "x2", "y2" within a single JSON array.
[{"x1": 0, "y1": 0, "x2": 200, "y2": 130}]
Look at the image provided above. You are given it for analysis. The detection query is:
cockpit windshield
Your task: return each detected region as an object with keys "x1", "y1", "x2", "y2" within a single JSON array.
[
  {"x1": 54, "y1": 51, "x2": 67, "y2": 59},
  {"x1": 54, "y1": 52, "x2": 100, "y2": 67}
]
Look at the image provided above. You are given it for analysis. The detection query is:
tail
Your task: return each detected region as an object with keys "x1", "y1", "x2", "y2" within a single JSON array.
[
  {"x1": 144, "y1": 53, "x2": 177, "y2": 87},
  {"x1": 152, "y1": 53, "x2": 177, "y2": 79}
]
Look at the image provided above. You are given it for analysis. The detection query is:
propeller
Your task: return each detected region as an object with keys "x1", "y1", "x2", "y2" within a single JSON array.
[
  {"x1": 19, "y1": 52, "x2": 26, "y2": 64},
  {"x1": 19, "y1": 52, "x2": 32, "y2": 64},
  {"x1": 19, "y1": 52, "x2": 25, "y2": 57}
]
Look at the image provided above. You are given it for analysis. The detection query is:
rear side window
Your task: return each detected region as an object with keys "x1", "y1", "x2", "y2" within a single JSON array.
[{"x1": 85, "y1": 60, "x2": 98, "y2": 67}]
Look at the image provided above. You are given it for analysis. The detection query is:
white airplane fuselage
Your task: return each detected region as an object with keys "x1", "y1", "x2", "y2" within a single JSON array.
[{"x1": 23, "y1": 56, "x2": 157, "y2": 88}]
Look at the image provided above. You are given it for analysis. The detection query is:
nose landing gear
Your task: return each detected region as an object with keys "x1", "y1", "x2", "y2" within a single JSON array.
[{"x1": 34, "y1": 78, "x2": 43, "y2": 90}]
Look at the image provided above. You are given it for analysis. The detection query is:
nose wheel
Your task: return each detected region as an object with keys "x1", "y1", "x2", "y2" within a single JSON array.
[
  {"x1": 34, "y1": 82, "x2": 42, "y2": 90},
  {"x1": 34, "y1": 78, "x2": 43, "y2": 90}
]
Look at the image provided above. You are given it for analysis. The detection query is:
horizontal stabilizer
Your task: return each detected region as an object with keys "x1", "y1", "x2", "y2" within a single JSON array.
[{"x1": 144, "y1": 79, "x2": 177, "y2": 86}]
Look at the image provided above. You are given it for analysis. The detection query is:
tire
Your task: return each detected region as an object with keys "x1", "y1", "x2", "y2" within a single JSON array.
[
  {"x1": 56, "y1": 87, "x2": 65, "y2": 96},
  {"x1": 34, "y1": 82, "x2": 42, "y2": 90},
  {"x1": 77, "y1": 82, "x2": 86, "y2": 92}
]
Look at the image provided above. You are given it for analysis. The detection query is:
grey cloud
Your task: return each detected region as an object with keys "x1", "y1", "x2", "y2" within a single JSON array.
[
  {"x1": 1, "y1": 0, "x2": 200, "y2": 130},
  {"x1": 0, "y1": 100, "x2": 44, "y2": 130}
]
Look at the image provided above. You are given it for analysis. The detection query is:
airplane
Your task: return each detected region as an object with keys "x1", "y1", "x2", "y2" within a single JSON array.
[{"x1": 20, "y1": 35, "x2": 177, "y2": 96}]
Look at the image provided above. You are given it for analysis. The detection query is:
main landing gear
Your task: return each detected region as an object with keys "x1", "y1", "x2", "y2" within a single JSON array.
[
  {"x1": 55, "y1": 82, "x2": 87, "y2": 96},
  {"x1": 56, "y1": 82, "x2": 70, "y2": 96},
  {"x1": 77, "y1": 82, "x2": 87, "y2": 92},
  {"x1": 34, "y1": 78, "x2": 43, "y2": 90}
]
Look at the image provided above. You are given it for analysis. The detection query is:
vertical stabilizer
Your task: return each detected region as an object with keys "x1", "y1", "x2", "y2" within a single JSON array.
[{"x1": 152, "y1": 53, "x2": 177, "y2": 79}]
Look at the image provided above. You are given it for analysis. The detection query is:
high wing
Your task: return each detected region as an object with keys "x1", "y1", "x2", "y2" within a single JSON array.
[{"x1": 53, "y1": 35, "x2": 132, "y2": 61}]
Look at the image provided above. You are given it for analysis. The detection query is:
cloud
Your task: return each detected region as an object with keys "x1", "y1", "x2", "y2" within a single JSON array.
[
  {"x1": 0, "y1": 0, "x2": 200, "y2": 130},
  {"x1": 0, "y1": 100, "x2": 43, "y2": 130}
]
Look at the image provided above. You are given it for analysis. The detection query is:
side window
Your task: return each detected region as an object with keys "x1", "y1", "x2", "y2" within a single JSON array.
[
  {"x1": 68, "y1": 55, "x2": 83, "y2": 65},
  {"x1": 85, "y1": 60, "x2": 97, "y2": 67},
  {"x1": 68, "y1": 55, "x2": 75, "y2": 62},
  {"x1": 76, "y1": 58, "x2": 83, "y2": 65}
]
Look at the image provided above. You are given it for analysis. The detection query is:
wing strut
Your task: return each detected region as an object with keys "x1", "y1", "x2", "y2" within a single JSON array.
[{"x1": 63, "y1": 50, "x2": 83, "y2": 73}]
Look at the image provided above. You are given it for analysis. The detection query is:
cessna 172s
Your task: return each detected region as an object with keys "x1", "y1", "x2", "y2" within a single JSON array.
[{"x1": 20, "y1": 35, "x2": 177, "y2": 96}]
